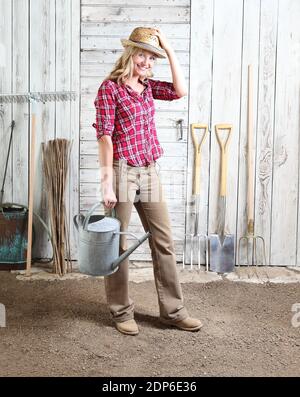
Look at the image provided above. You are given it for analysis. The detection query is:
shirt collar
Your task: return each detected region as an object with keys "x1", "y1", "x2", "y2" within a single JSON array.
[
  {"x1": 123, "y1": 78, "x2": 149, "y2": 96},
  {"x1": 140, "y1": 78, "x2": 149, "y2": 86}
]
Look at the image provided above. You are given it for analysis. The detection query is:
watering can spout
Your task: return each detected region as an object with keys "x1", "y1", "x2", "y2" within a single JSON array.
[{"x1": 112, "y1": 231, "x2": 151, "y2": 270}]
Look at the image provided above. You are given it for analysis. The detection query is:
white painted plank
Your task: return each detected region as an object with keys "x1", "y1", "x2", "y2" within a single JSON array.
[
  {"x1": 81, "y1": 109, "x2": 188, "y2": 129},
  {"x1": 56, "y1": 0, "x2": 72, "y2": 140},
  {"x1": 80, "y1": 141, "x2": 187, "y2": 158},
  {"x1": 81, "y1": 0, "x2": 189, "y2": 6},
  {"x1": 124, "y1": 242, "x2": 184, "y2": 256},
  {"x1": 81, "y1": 21, "x2": 190, "y2": 37},
  {"x1": 81, "y1": 126, "x2": 188, "y2": 142},
  {"x1": 80, "y1": 196, "x2": 185, "y2": 213},
  {"x1": 80, "y1": 182, "x2": 186, "y2": 201},
  {"x1": 81, "y1": 63, "x2": 189, "y2": 79},
  {"x1": 70, "y1": 0, "x2": 81, "y2": 259},
  {"x1": 126, "y1": 225, "x2": 184, "y2": 242},
  {"x1": 12, "y1": 0, "x2": 29, "y2": 205},
  {"x1": 81, "y1": 36, "x2": 189, "y2": 52},
  {"x1": 125, "y1": 240, "x2": 184, "y2": 256},
  {"x1": 208, "y1": 0, "x2": 243, "y2": 248},
  {"x1": 56, "y1": 0, "x2": 72, "y2": 261},
  {"x1": 55, "y1": 0, "x2": 81, "y2": 260},
  {"x1": 81, "y1": 5, "x2": 190, "y2": 23},
  {"x1": 30, "y1": 0, "x2": 56, "y2": 259},
  {"x1": 81, "y1": 94, "x2": 188, "y2": 112},
  {"x1": 254, "y1": 0, "x2": 278, "y2": 265},
  {"x1": 272, "y1": 0, "x2": 300, "y2": 265},
  {"x1": 185, "y1": 0, "x2": 213, "y2": 264},
  {"x1": 81, "y1": 50, "x2": 189, "y2": 65},
  {"x1": 80, "y1": 154, "x2": 187, "y2": 171},
  {"x1": 80, "y1": 168, "x2": 186, "y2": 185},
  {"x1": 80, "y1": 75, "x2": 189, "y2": 96},
  {"x1": 236, "y1": 0, "x2": 260, "y2": 265},
  {"x1": 0, "y1": 0, "x2": 13, "y2": 204},
  {"x1": 130, "y1": 211, "x2": 185, "y2": 228}
]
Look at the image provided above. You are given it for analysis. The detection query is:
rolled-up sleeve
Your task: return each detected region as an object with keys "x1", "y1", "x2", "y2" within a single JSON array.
[
  {"x1": 92, "y1": 80, "x2": 116, "y2": 140},
  {"x1": 148, "y1": 79, "x2": 180, "y2": 101}
]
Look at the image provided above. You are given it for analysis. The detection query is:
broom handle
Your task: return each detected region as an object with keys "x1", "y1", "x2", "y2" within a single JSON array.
[
  {"x1": 26, "y1": 110, "x2": 36, "y2": 276},
  {"x1": 247, "y1": 65, "x2": 254, "y2": 233}
]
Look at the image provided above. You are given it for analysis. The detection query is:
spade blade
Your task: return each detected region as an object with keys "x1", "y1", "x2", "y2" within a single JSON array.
[{"x1": 209, "y1": 234, "x2": 235, "y2": 273}]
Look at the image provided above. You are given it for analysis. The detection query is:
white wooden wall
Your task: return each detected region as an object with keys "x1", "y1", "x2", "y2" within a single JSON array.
[
  {"x1": 81, "y1": 0, "x2": 300, "y2": 266},
  {"x1": 187, "y1": 0, "x2": 300, "y2": 266},
  {"x1": 1, "y1": 0, "x2": 299, "y2": 266},
  {"x1": 0, "y1": 0, "x2": 80, "y2": 259}
]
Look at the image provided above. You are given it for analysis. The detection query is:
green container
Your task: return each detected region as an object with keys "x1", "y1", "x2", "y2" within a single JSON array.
[{"x1": 0, "y1": 205, "x2": 28, "y2": 270}]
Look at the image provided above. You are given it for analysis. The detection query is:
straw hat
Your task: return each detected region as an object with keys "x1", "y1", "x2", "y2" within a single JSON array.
[{"x1": 121, "y1": 27, "x2": 166, "y2": 59}]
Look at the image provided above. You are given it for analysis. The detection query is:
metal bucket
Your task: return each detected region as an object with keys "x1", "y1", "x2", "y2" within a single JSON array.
[
  {"x1": 73, "y1": 203, "x2": 150, "y2": 276},
  {"x1": 0, "y1": 204, "x2": 28, "y2": 270}
]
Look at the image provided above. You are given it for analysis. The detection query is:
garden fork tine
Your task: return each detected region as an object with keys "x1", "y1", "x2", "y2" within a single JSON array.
[
  {"x1": 237, "y1": 65, "x2": 268, "y2": 278},
  {"x1": 238, "y1": 231, "x2": 268, "y2": 278}
]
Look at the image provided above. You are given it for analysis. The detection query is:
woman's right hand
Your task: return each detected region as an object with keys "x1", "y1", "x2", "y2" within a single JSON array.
[{"x1": 102, "y1": 185, "x2": 117, "y2": 209}]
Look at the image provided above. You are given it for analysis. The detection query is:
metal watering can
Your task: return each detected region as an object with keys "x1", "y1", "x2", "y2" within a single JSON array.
[{"x1": 73, "y1": 203, "x2": 150, "y2": 276}]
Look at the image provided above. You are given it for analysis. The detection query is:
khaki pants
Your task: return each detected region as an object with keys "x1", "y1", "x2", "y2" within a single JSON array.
[{"x1": 104, "y1": 159, "x2": 188, "y2": 323}]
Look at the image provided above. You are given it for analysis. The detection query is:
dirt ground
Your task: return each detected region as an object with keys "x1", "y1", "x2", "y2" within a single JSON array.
[{"x1": 0, "y1": 270, "x2": 299, "y2": 377}]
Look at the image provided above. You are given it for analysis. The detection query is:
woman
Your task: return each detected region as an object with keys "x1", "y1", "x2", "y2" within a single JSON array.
[{"x1": 93, "y1": 27, "x2": 202, "y2": 335}]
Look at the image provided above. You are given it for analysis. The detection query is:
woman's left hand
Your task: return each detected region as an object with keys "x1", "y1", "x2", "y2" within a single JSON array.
[{"x1": 152, "y1": 28, "x2": 172, "y2": 53}]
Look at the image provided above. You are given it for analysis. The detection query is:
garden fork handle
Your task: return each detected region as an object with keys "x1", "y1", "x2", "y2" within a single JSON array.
[
  {"x1": 247, "y1": 65, "x2": 254, "y2": 234},
  {"x1": 215, "y1": 124, "x2": 233, "y2": 198},
  {"x1": 191, "y1": 124, "x2": 208, "y2": 195}
]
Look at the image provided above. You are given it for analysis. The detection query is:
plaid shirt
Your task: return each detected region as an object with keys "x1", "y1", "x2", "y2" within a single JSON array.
[{"x1": 92, "y1": 78, "x2": 180, "y2": 166}]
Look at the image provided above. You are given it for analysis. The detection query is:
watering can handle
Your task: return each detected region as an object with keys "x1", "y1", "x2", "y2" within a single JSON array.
[
  {"x1": 73, "y1": 214, "x2": 85, "y2": 231},
  {"x1": 82, "y1": 202, "x2": 116, "y2": 230}
]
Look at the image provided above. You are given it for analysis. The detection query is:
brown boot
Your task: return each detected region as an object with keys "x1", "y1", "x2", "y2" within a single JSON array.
[
  {"x1": 115, "y1": 319, "x2": 139, "y2": 335},
  {"x1": 162, "y1": 317, "x2": 203, "y2": 332}
]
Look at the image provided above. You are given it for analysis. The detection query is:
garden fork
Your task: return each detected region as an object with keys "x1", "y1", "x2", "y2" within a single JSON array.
[
  {"x1": 183, "y1": 124, "x2": 209, "y2": 271},
  {"x1": 237, "y1": 65, "x2": 267, "y2": 278}
]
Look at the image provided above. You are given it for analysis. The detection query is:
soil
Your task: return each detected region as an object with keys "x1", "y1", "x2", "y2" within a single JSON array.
[{"x1": 0, "y1": 271, "x2": 299, "y2": 377}]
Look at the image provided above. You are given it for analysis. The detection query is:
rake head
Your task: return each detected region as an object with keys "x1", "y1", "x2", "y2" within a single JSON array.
[{"x1": 0, "y1": 91, "x2": 76, "y2": 104}]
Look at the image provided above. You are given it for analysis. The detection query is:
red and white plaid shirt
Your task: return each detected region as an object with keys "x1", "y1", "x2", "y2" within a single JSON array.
[{"x1": 92, "y1": 78, "x2": 180, "y2": 166}]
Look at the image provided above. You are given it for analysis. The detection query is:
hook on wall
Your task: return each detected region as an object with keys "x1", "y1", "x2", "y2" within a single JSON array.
[{"x1": 176, "y1": 118, "x2": 184, "y2": 141}]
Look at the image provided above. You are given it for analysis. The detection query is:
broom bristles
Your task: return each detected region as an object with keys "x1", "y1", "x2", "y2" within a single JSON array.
[{"x1": 42, "y1": 138, "x2": 72, "y2": 276}]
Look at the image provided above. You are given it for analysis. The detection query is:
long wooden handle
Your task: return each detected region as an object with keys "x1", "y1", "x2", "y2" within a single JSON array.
[
  {"x1": 191, "y1": 124, "x2": 208, "y2": 195},
  {"x1": 247, "y1": 65, "x2": 254, "y2": 231},
  {"x1": 215, "y1": 124, "x2": 232, "y2": 197},
  {"x1": 26, "y1": 112, "x2": 36, "y2": 276}
]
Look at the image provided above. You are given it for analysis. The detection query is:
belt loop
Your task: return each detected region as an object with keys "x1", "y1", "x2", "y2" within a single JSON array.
[{"x1": 121, "y1": 158, "x2": 127, "y2": 176}]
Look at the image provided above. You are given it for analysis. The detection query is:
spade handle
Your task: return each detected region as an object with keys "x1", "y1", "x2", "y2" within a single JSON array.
[
  {"x1": 215, "y1": 124, "x2": 233, "y2": 197},
  {"x1": 191, "y1": 124, "x2": 208, "y2": 195}
]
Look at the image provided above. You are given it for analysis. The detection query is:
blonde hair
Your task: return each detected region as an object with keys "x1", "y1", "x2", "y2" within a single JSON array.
[{"x1": 104, "y1": 46, "x2": 155, "y2": 85}]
